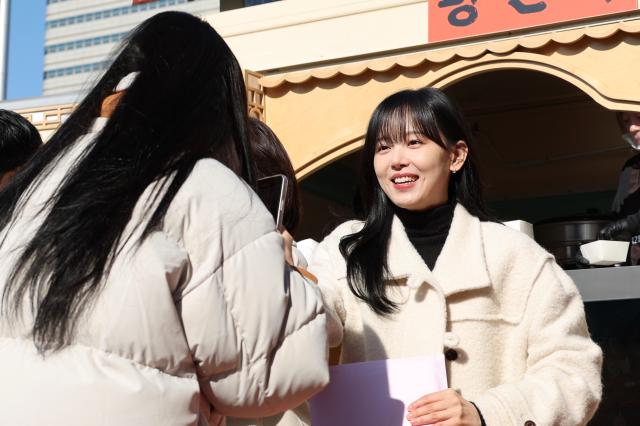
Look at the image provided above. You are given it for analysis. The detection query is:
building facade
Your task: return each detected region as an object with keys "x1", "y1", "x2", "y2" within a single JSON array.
[{"x1": 43, "y1": 0, "x2": 277, "y2": 95}]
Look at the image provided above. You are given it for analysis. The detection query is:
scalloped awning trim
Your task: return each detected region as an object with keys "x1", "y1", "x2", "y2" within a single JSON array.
[{"x1": 260, "y1": 19, "x2": 640, "y2": 89}]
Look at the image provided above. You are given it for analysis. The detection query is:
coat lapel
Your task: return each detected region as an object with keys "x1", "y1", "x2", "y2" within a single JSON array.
[
  {"x1": 386, "y1": 216, "x2": 436, "y2": 289},
  {"x1": 433, "y1": 204, "x2": 492, "y2": 296},
  {"x1": 386, "y1": 204, "x2": 492, "y2": 297}
]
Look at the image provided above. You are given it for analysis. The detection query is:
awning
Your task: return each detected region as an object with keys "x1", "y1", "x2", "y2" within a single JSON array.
[
  {"x1": 261, "y1": 20, "x2": 640, "y2": 89},
  {"x1": 258, "y1": 19, "x2": 640, "y2": 178}
]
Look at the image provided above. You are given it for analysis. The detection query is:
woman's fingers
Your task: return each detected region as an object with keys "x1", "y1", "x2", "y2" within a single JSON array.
[
  {"x1": 408, "y1": 399, "x2": 450, "y2": 418},
  {"x1": 410, "y1": 389, "x2": 450, "y2": 409},
  {"x1": 407, "y1": 407, "x2": 456, "y2": 425},
  {"x1": 407, "y1": 389, "x2": 480, "y2": 426},
  {"x1": 281, "y1": 229, "x2": 294, "y2": 265},
  {"x1": 409, "y1": 389, "x2": 459, "y2": 411},
  {"x1": 407, "y1": 389, "x2": 457, "y2": 425}
]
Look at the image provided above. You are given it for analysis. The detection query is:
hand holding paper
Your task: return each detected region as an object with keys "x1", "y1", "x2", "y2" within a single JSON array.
[
  {"x1": 407, "y1": 388, "x2": 482, "y2": 426},
  {"x1": 310, "y1": 355, "x2": 447, "y2": 426}
]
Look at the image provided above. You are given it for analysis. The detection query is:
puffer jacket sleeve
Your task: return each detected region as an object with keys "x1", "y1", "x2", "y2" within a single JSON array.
[
  {"x1": 171, "y1": 161, "x2": 329, "y2": 418},
  {"x1": 473, "y1": 258, "x2": 603, "y2": 426}
]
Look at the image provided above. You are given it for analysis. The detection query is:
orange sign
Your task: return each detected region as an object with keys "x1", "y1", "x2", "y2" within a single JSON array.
[{"x1": 429, "y1": 0, "x2": 638, "y2": 43}]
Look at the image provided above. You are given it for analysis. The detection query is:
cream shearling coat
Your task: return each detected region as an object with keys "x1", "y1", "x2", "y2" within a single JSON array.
[
  {"x1": 308, "y1": 204, "x2": 602, "y2": 426},
  {"x1": 0, "y1": 118, "x2": 329, "y2": 425}
]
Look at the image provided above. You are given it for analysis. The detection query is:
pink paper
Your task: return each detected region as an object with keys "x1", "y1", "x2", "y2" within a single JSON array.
[{"x1": 310, "y1": 354, "x2": 447, "y2": 426}]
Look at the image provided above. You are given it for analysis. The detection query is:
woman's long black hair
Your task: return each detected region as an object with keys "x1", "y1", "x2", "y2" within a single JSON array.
[
  {"x1": 0, "y1": 12, "x2": 252, "y2": 353},
  {"x1": 339, "y1": 88, "x2": 491, "y2": 315}
]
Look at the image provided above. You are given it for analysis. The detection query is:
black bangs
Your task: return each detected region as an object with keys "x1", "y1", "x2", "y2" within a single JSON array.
[{"x1": 372, "y1": 91, "x2": 449, "y2": 149}]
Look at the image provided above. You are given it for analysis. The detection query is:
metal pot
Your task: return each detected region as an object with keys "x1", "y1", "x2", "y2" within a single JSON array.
[{"x1": 533, "y1": 215, "x2": 612, "y2": 269}]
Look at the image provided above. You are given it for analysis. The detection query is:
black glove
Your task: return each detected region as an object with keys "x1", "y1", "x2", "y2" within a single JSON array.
[
  {"x1": 599, "y1": 212, "x2": 640, "y2": 240},
  {"x1": 599, "y1": 218, "x2": 633, "y2": 240},
  {"x1": 575, "y1": 251, "x2": 591, "y2": 268}
]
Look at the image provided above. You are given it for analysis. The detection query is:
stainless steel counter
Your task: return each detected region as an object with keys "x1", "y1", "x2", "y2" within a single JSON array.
[{"x1": 567, "y1": 265, "x2": 640, "y2": 302}]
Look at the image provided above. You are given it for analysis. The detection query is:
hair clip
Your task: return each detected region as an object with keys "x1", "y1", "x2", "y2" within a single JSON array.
[{"x1": 114, "y1": 72, "x2": 140, "y2": 92}]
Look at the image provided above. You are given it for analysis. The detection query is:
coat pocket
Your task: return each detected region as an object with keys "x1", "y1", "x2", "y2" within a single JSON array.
[{"x1": 447, "y1": 283, "x2": 533, "y2": 325}]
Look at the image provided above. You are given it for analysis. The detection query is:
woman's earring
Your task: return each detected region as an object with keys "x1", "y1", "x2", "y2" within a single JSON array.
[{"x1": 452, "y1": 169, "x2": 457, "y2": 174}]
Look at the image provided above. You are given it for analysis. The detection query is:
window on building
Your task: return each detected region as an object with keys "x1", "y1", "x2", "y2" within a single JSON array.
[
  {"x1": 244, "y1": 0, "x2": 279, "y2": 5},
  {"x1": 45, "y1": 32, "x2": 128, "y2": 56},
  {"x1": 46, "y1": 0, "x2": 191, "y2": 29},
  {"x1": 44, "y1": 61, "x2": 110, "y2": 80}
]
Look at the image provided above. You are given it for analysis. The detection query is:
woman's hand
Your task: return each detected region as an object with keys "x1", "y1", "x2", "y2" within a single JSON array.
[
  {"x1": 280, "y1": 230, "x2": 319, "y2": 283},
  {"x1": 281, "y1": 229, "x2": 295, "y2": 266},
  {"x1": 406, "y1": 389, "x2": 481, "y2": 426}
]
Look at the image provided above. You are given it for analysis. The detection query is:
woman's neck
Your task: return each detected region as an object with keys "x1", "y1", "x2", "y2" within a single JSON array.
[
  {"x1": 393, "y1": 201, "x2": 456, "y2": 270},
  {"x1": 394, "y1": 201, "x2": 455, "y2": 236}
]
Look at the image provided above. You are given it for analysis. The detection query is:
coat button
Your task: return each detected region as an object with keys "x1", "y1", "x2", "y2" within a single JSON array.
[
  {"x1": 524, "y1": 421, "x2": 536, "y2": 426},
  {"x1": 444, "y1": 348, "x2": 458, "y2": 361},
  {"x1": 443, "y1": 332, "x2": 460, "y2": 349}
]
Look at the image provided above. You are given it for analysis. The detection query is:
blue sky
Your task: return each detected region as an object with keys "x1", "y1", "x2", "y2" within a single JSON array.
[{"x1": 6, "y1": 0, "x2": 46, "y2": 100}]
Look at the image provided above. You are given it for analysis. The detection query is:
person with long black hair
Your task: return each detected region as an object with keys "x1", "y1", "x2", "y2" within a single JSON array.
[
  {"x1": 0, "y1": 12, "x2": 328, "y2": 425},
  {"x1": 0, "y1": 109, "x2": 43, "y2": 190},
  {"x1": 308, "y1": 88, "x2": 602, "y2": 426}
]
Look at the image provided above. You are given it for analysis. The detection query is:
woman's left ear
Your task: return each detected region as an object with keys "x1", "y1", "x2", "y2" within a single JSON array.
[{"x1": 449, "y1": 140, "x2": 469, "y2": 173}]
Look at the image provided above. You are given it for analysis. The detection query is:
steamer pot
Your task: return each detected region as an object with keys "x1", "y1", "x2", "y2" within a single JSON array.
[{"x1": 533, "y1": 215, "x2": 612, "y2": 269}]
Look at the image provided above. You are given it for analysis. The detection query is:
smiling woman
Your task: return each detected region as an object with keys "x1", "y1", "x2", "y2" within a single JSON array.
[
  {"x1": 308, "y1": 87, "x2": 603, "y2": 426},
  {"x1": 338, "y1": 87, "x2": 490, "y2": 313},
  {"x1": 373, "y1": 107, "x2": 468, "y2": 211}
]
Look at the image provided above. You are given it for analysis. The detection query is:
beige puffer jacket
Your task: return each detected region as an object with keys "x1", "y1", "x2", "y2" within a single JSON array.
[{"x1": 0, "y1": 118, "x2": 329, "y2": 426}]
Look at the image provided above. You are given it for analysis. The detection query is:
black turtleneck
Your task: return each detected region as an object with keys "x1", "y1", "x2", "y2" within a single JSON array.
[{"x1": 394, "y1": 202, "x2": 455, "y2": 270}]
